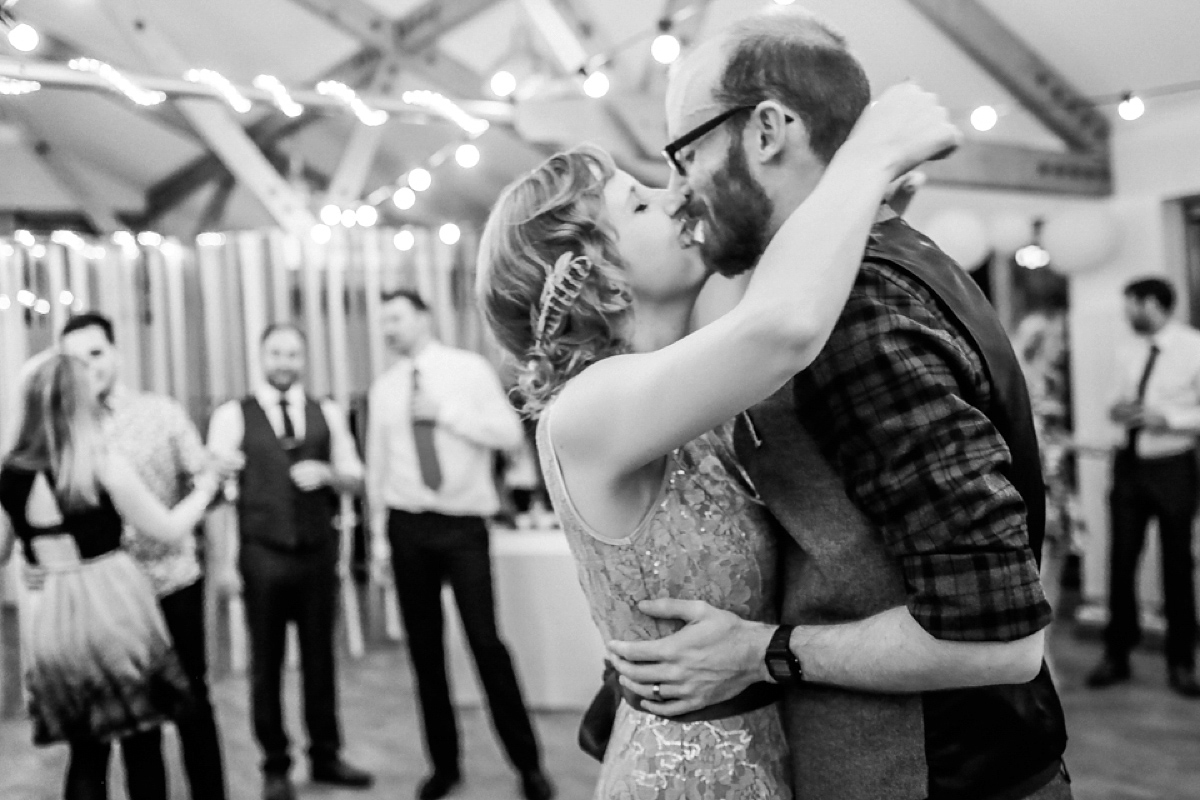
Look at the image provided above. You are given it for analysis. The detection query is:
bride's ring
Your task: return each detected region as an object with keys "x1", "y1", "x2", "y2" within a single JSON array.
[{"x1": 652, "y1": 683, "x2": 664, "y2": 703}]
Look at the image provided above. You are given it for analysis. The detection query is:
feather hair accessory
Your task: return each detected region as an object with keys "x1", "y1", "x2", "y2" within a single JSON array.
[{"x1": 534, "y1": 251, "x2": 593, "y2": 344}]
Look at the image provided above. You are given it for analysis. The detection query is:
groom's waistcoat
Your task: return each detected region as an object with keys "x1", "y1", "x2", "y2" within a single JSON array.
[{"x1": 736, "y1": 217, "x2": 1066, "y2": 800}]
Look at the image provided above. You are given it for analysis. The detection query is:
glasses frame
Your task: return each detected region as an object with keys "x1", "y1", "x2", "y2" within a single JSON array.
[{"x1": 662, "y1": 105, "x2": 756, "y2": 177}]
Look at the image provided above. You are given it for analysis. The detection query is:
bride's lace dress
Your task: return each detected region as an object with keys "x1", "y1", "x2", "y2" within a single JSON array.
[{"x1": 538, "y1": 416, "x2": 791, "y2": 800}]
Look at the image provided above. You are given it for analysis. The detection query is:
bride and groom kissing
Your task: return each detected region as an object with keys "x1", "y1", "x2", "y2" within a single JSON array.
[{"x1": 476, "y1": 5, "x2": 1072, "y2": 799}]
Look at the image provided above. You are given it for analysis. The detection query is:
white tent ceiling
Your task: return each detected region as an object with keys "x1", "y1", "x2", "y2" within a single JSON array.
[{"x1": 0, "y1": 0, "x2": 1196, "y2": 235}]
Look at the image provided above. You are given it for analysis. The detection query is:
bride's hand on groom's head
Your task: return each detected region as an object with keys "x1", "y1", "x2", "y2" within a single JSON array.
[
  {"x1": 846, "y1": 82, "x2": 962, "y2": 181},
  {"x1": 606, "y1": 599, "x2": 775, "y2": 717},
  {"x1": 885, "y1": 171, "x2": 926, "y2": 217}
]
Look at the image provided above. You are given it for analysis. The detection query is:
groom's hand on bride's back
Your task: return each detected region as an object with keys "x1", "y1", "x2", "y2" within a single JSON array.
[{"x1": 606, "y1": 599, "x2": 774, "y2": 716}]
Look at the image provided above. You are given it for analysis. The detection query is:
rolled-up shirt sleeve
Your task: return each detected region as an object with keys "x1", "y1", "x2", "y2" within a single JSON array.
[{"x1": 797, "y1": 262, "x2": 1051, "y2": 642}]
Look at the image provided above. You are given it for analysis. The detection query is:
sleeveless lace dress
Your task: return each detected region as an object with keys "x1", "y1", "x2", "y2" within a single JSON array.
[{"x1": 537, "y1": 413, "x2": 792, "y2": 800}]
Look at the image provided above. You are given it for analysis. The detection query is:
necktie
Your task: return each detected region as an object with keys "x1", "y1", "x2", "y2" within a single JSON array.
[
  {"x1": 1126, "y1": 343, "x2": 1160, "y2": 454},
  {"x1": 411, "y1": 367, "x2": 443, "y2": 491},
  {"x1": 279, "y1": 395, "x2": 297, "y2": 441}
]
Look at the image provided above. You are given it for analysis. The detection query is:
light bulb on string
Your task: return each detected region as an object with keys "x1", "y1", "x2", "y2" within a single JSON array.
[
  {"x1": 0, "y1": 242, "x2": 12, "y2": 257},
  {"x1": 185, "y1": 69, "x2": 252, "y2": 114},
  {"x1": 34, "y1": 297, "x2": 49, "y2": 315},
  {"x1": 393, "y1": 187, "x2": 416, "y2": 210},
  {"x1": 356, "y1": 205, "x2": 378, "y2": 227},
  {"x1": 310, "y1": 224, "x2": 332, "y2": 244},
  {"x1": 16, "y1": 289, "x2": 34, "y2": 307},
  {"x1": 0, "y1": 77, "x2": 39, "y2": 95},
  {"x1": 253, "y1": 75, "x2": 303, "y2": 118},
  {"x1": 69, "y1": 58, "x2": 165, "y2": 106},
  {"x1": 651, "y1": 34, "x2": 681, "y2": 65},
  {"x1": 30, "y1": 244, "x2": 45, "y2": 258},
  {"x1": 402, "y1": 90, "x2": 488, "y2": 136},
  {"x1": 51, "y1": 230, "x2": 85, "y2": 250},
  {"x1": 583, "y1": 70, "x2": 609, "y2": 99},
  {"x1": 317, "y1": 80, "x2": 388, "y2": 126},
  {"x1": 14, "y1": 229, "x2": 34, "y2": 247},
  {"x1": 1015, "y1": 244, "x2": 1051, "y2": 269},
  {"x1": 59, "y1": 290, "x2": 74, "y2": 306},
  {"x1": 196, "y1": 232, "x2": 225, "y2": 247},
  {"x1": 136, "y1": 231, "x2": 163, "y2": 247},
  {"x1": 455, "y1": 143, "x2": 480, "y2": 168},
  {"x1": 439, "y1": 223, "x2": 461, "y2": 246},
  {"x1": 320, "y1": 204, "x2": 342, "y2": 226},
  {"x1": 7, "y1": 22, "x2": 39, "y2": 52},
  {"x1": 970, "y1": 105, "x2": 998, "y2": 132},
  {"x1": 394, "y1": 230, "x2": 415, "y2": 251},
  {"x1": 1118, "y1": 93, "x2": 1145, "y2": 121},
  {"x1": 340, "y1": 208, "x2": 357, "y2": 228},
  {"x1": 408, "y1": 168, "x2": 432, "y2": 192},
  {"x1": 490, "y1": 70, "x2": 517, "y2": 98}
]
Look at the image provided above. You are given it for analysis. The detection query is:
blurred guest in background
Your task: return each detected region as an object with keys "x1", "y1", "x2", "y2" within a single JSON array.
[
  {"x1": 1089, "y1": 277, "x2": 1200, "y2": 697},
  {"x1": 367, "y1": 290, "x2": 552, "y2": 800},
  {"x1": 1013, "y1": 298, "x2": 1076, "y2": 616},
  {"x1": 61, "y1": 312, "x2": 232, "y2": 800},
  {"x1": 208, "y1": 323, "x2": 372, "y2": 800},
  {"x1": 1, "y1": 352, "x2": 220, "y2": 800}
]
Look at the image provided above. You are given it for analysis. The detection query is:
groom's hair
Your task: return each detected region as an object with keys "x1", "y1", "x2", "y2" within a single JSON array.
[{"x1": 714, "y1": 8, "x2": 870, "y2": 164}]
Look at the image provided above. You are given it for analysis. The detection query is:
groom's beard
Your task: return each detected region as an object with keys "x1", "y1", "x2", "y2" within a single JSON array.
[{"x1": 696, "y1": 139, "x2": 775, "y2": 278}]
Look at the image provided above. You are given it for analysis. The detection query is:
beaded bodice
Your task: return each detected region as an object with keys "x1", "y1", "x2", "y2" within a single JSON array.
[{"x1": 537, "y1": 417, "x2": 780, "y2": 643}]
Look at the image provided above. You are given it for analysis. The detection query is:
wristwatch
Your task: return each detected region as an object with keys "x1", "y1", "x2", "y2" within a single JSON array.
[{"x1": 764, "y1": 625, "x2": 804, "y2": 685}]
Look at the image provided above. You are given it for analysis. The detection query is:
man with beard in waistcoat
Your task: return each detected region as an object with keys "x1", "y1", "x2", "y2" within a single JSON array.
[
  {"x1": 208, "y1": 323, "x2": 373, "y2": 800},
  {"x1": 606, "y1": 8, "x2": 1071, "y2": 800}
]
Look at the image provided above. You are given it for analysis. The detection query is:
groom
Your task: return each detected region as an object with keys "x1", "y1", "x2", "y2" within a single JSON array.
[{"x1": 607, "y1": 7, "x2": 1071, "y2": 800}]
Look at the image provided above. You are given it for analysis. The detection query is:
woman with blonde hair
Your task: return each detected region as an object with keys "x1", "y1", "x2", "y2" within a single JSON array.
[
  {"x1": 476, "y1": 84, "x2": 957, "y2": 798},
  {"x1": 0, "y1": 353, "x2": 223, "y2": 800}
]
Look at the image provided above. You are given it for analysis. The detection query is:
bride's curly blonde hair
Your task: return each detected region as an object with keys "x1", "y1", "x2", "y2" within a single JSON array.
[{"x1": 477, "y1": 145, "x2": 633, "y2": 419}]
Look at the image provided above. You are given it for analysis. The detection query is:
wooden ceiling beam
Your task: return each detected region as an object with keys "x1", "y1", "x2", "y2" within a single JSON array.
[
  {"x1": 16, "y1": 117, "x2": 127, "y2": 233},
  {"x1": 191, "y1": 173, "x2": 236, "y2": 237},
  {"x1": 142, "y1": 48, "x2": 382, "y2": 223},
  {"x1": 904, "y1": 0, "x2": 1109, "y2": 154},
  {"x1": 104, "y1": 0, "x2": 317, "y2": 237},
  {"x1": 289, "y1": 0, "x2": 554, "y2": 222},
  {"x1": 291, "y1": 0, "x2": 506, "y2": 54},
  {"x1": 922, "y1": 141, "x2": 1111, "y2": 196},
  {"x1": 519, "y1": 0, "x2": 589, "y2": 74},
  {"x1": 323, "y1": 56, "x2": 406, "y2": 208}
]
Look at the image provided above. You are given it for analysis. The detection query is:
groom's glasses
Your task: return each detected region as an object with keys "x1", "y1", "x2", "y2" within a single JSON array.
[{"x1": 663, "y1": 105, "x2": 756, "y2": 177}]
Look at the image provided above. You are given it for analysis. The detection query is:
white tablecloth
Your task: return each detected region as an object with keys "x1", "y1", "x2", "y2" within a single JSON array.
[{"x1": 444, "y1": 528, "x2": 606, "y2": 711}]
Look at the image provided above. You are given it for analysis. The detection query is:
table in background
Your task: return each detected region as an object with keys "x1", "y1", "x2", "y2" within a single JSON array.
[{"x1": 444, "y1": 527, "x2": 605, "y2": 711}]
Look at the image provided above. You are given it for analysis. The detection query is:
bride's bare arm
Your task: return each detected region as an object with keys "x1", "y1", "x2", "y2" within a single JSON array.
[{"x1": 551, "y1": 84, "x2": 958, "y2": 480}]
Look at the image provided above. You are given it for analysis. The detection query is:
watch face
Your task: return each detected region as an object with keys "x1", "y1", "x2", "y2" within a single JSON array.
[{"x1": 766, "y1": 657, "x2": 792, "y2": 681}]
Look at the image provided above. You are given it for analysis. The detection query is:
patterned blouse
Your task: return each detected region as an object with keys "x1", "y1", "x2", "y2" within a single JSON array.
[{"x1": 105, "y1": 386, "x2": 209, "y2": 596}]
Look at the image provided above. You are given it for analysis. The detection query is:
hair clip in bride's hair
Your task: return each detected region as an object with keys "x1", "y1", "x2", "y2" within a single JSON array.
[{"x1": 534, "y1": 250, "x2": 593, "y2": 344}]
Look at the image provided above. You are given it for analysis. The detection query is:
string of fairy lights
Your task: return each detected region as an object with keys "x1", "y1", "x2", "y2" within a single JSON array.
[{"x1": 0, "y1": 0, "x2": 1196, "y2": 262}]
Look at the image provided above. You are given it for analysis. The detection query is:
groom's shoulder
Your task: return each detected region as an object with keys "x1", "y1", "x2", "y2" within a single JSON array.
[
  {"x1": 813, "y1": 258, "x2": 983, "y2": 382},
  {"x1": 841, "y1": 258, "x2": 946, "y2": 331}
]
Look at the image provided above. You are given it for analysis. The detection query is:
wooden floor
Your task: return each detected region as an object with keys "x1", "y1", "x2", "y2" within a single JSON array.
[{"x1": 2, "y1": 624, "x2": 1199, "y2": 800}]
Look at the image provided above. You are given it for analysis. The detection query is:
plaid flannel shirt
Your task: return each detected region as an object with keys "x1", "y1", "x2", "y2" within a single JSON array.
[{"x1": 793, "y1": 260, "x2": 1052, "y2": 642}]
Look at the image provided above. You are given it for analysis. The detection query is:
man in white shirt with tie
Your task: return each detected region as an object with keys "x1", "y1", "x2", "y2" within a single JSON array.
[
  {"x1": 1089, "y1": 277, "x2": 1200, "y2": 697},
  {"x1": 367, "y1": 290, "x2": 553, "y2": 800},
  {"x1": 208, "y1": 323, "x2": 374, "y2": 800}
]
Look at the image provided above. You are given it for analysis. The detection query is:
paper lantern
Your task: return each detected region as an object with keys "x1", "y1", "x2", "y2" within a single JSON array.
[
  {"x1": 1042, "y1": 207, "x2": 1122, "y2": 274},
  {"x1": 924, "y1": 209, "x2": 990, "y2": 272},
  {"x1": 988, "y1": 212, "x2": 1033, "y2": 253}
]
